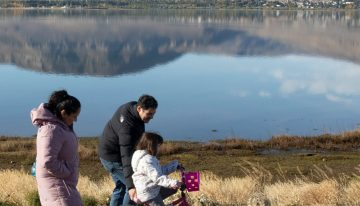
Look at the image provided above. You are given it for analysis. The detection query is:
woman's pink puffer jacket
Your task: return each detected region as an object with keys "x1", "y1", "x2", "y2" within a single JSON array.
[{"x1": 31, "y1": 103, "x2": 82, "y2": 206}]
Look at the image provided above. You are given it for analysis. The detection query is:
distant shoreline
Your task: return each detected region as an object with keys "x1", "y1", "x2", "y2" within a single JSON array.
[
  {"x1": 1, "y1": 131, "x2": 360, "y2": 182},
  {"x1": 2, "y1": 128, "x2": 360, "y2": 151},
  {"x1": 0, "y1": 7, "x2": 359, "y2": 11},
  {"x1": 0, "y1": 0, "x2": 360, "y2": 11}
]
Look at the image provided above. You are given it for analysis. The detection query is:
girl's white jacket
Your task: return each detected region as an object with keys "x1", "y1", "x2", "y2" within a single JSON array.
[{"x1": 131, "y1": 150, "x2": 180, "y2": 202}]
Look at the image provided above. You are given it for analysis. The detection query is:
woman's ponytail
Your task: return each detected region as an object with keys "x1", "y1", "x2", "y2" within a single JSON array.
[{"x1": 46, "y1": 90, "x2": 81, "y2": 120}]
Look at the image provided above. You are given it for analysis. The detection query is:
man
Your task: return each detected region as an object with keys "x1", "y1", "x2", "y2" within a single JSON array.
[{"x1": 99, "y1": 94, "x2": 158, "y2": 205}]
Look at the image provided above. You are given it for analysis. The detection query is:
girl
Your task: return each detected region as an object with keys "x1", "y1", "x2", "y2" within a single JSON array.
[
  {"x1": 31, "y1": 90, "x2": 82, "y2": 206},
  {"x1": 131, "y1": 132, "x2": 182, "y2": 206}
]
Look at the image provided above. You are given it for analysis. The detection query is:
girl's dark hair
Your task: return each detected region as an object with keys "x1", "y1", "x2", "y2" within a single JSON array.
[
  {"x1": 46, "y1": 90, "x2": 81, "y2": 120},
  {"x1": 136, "y1": 132, "x2": 164, "y2": 156}
]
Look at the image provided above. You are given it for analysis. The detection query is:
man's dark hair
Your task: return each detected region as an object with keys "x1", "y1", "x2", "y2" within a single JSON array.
[
  {"x1": 136, "y1": 132, "x2": 164, "y2": 156},
  {"x1": 137, "y1": 94, "x2": 158, "y2": 110}
]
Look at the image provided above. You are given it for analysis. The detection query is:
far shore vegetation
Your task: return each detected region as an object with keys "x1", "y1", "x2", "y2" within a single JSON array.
[
  {"x1": 1, "y1": 130, "x2": 360, "y2": 205},
  {"x1": 1, "y1": 130, "x2": 360, "y2": 179},
  {"x1": 0, "y1": 0, "x2": 359, "y2": 10}
]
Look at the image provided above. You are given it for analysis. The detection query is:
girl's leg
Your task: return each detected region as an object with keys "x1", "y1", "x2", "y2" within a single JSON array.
[
  {"x1": 146, "y1": 194, "x2": 165, "y2": 206},
  {"x1": 159, "y1": 187, "x2": 178, "y2": 200}
]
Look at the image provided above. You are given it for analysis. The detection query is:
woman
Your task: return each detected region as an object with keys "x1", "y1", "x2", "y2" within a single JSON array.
[{"x1": 31, "y1": 90, "x2": 82, "y2": 206}]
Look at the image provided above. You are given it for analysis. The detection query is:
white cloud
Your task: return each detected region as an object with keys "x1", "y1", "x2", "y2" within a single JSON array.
[
  {"x1": 259, "y1": 91, "x2": 271, "y2": 97},
  {"x1": 272, "y1": 70, "x2": 284, "y2": 79},
  {"x1": 308, "y1": 81, "x2": 327, "y2": 94},
  {"x1": 279, "y1": 79, "x2": 306, "y2": 94},
  {"x1": 326, "y1": 94, "x2": 352, "y2": 104},
  {"x1": 269, "y1": 57, "x2": 360, "y2": 104},
  {"x1": 230, "y1": 90, "x2": 249, "y2": 98}
]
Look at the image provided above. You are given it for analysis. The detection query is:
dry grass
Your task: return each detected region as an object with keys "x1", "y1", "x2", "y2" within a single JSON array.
[
  {"x1": 0, "y1": 169, "x2": 113, "y2": 205},
  {"x1": 77, "y1": 175, "x2": 114, "y2": 204},
  {"x1": 1, "y1": 132, "x2": 360, "y2": 205},
  {"x1": 188, "y1": 173, "x2": 258, "y2": 205},
  {"x1": 1, "y1": 129, "x2": 360, "y2": 158},
  {"x1": 0, "y1": 169, "x2": 37, "y2": 205},
  {"x1": 208, "y1": 129, "x2": 360, "y2": 151},
  {"x1": 267, "y1": 131, "x2": 360, "y2": 151},
  {"x1": 78, "y1": 144, "x2": 98, "y2": 160},
  {"x1": 204, "y1": 138, "x2": 262, "y2": 151},
  {"x1": 2, "y1": 164, "x2": 360, "y2": 206},
  {"x1": 265, "y1": 179, "x2": 340, "y2": 206},
  {"x1": 0, "y1": 137, "x2": 35, "y2": 153},
  {"x1": 1, "y1": 134, "x2": 360, "y2": 182},
  {"x1": 343, "y1": 179, "x2": 360, "y2": 205}
]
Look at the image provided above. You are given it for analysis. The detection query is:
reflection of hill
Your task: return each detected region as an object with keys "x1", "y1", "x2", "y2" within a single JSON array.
[
  {"x1": 239, "y1": 10, "x2": 360, "y2": 64},
  {"x1": 0, "y1": 20, "x2": 184, "y2": 76},
  {"x1": 0, "y1": 10, "x2": 359, "y2": 76}
]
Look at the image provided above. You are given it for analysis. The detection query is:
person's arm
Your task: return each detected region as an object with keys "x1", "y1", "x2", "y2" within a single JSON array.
[
  {"x1": 37, "y1": 125, "x2": 71, "y2": 178},
  {"x1": 145, "y1": 157, "x2": 179, "y2": 188},
  {"x1": 117, "y1": 131, "x2": 139, "y2": 202},
  {"x1": 161, "y1": 160, "x2": 179, "y2": 175},
  {"x1": 119, "y1": 132, "x2": 136, "y2": 188}
]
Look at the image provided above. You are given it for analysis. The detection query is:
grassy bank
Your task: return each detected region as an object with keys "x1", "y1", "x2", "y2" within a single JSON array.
[
  {"x1": 1, "y1": 167, "x2": 360, "y2": 205},
  {"x1": 1, "y1": 131, "x2": 360, "y2": 205},
  {"x1": 1, "y1": 130, "x2": 360, "y2": 180}
]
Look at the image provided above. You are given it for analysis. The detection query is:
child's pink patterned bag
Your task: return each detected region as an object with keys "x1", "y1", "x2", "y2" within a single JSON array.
[{"x1": 182, "y1": 171, "x2": 200, "y2": 192}]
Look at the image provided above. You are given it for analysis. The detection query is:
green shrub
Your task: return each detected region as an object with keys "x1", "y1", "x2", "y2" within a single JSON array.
[
  {"x1": 25, "y1": 191, "x2": 41, "y2": 206},
  {"x1": 0, "y1": 201, "x2": 18, "y2": 206},
  {"x1": 82, "y1": 195, "x2": 98, "y2": 206}
]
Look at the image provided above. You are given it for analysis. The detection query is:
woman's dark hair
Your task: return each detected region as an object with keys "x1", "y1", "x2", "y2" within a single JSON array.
[
  {"x1": 46, "y1": 90, "x2": 81, "y2": 120},
  {"x1": 136, "y1": 132, "x2": 164, "y2": 156},
  {"x1": 137, "y1": 94, "x2": 158, "y2": 110}
]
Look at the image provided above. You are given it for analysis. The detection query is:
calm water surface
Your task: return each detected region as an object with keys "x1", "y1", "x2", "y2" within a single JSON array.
[{"x1": 0, "y1": 9, "x2": 360, "y2": 141}]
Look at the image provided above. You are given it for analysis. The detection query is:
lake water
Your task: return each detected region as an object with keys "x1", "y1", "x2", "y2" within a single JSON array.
[{"x1": 0, "y1": 9, "x2": 360, "y2": 141}]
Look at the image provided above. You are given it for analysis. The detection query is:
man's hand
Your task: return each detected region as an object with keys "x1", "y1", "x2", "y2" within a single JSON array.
[
  {"x1": 177, "y1": 163, "x2": 185, "y2": 171},
  {"x1": 129, "y1": 188, "x2": 138, "y2": 203}
]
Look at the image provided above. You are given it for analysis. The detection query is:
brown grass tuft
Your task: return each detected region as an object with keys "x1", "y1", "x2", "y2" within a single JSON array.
[
  {"x1": 265, "y1": 179, "x2": 340, "y2": 205},
  {"x1": 0, "y1": 138, "x2": 35, "y2": 152},
  {"x1": 0, "y1": 169, "x2": 37, "y2": 205},
  {"x1": 200, "y1": 173, "x2": 258, "y2": 204},
  {"x1": 1, "y1": 167, "x2": 360, "y2": 205},
  {"x1": 159, "y1": 141, "x2": 198, "y2": 155},
  {"x1": 78, "y1": 144, "x2": 98, "y2": 160},
  {"x1": 343, "y1": 179, "x2": 360, "y2": 205}
]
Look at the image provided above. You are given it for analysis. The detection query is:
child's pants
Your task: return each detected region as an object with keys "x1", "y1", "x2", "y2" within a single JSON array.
[{"x1": 146, "y1": 187, "x2": 177, "y2": 206}]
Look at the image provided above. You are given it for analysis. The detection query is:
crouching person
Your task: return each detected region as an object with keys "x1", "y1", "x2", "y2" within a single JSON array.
[{"x1": 131, "y1": 132, "x2": 183, "y2": 206}]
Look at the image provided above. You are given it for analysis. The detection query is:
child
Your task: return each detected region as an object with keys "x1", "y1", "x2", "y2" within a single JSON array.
[{"x1": 131, "y1": 132, "x2": 183, "y2": 206}]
